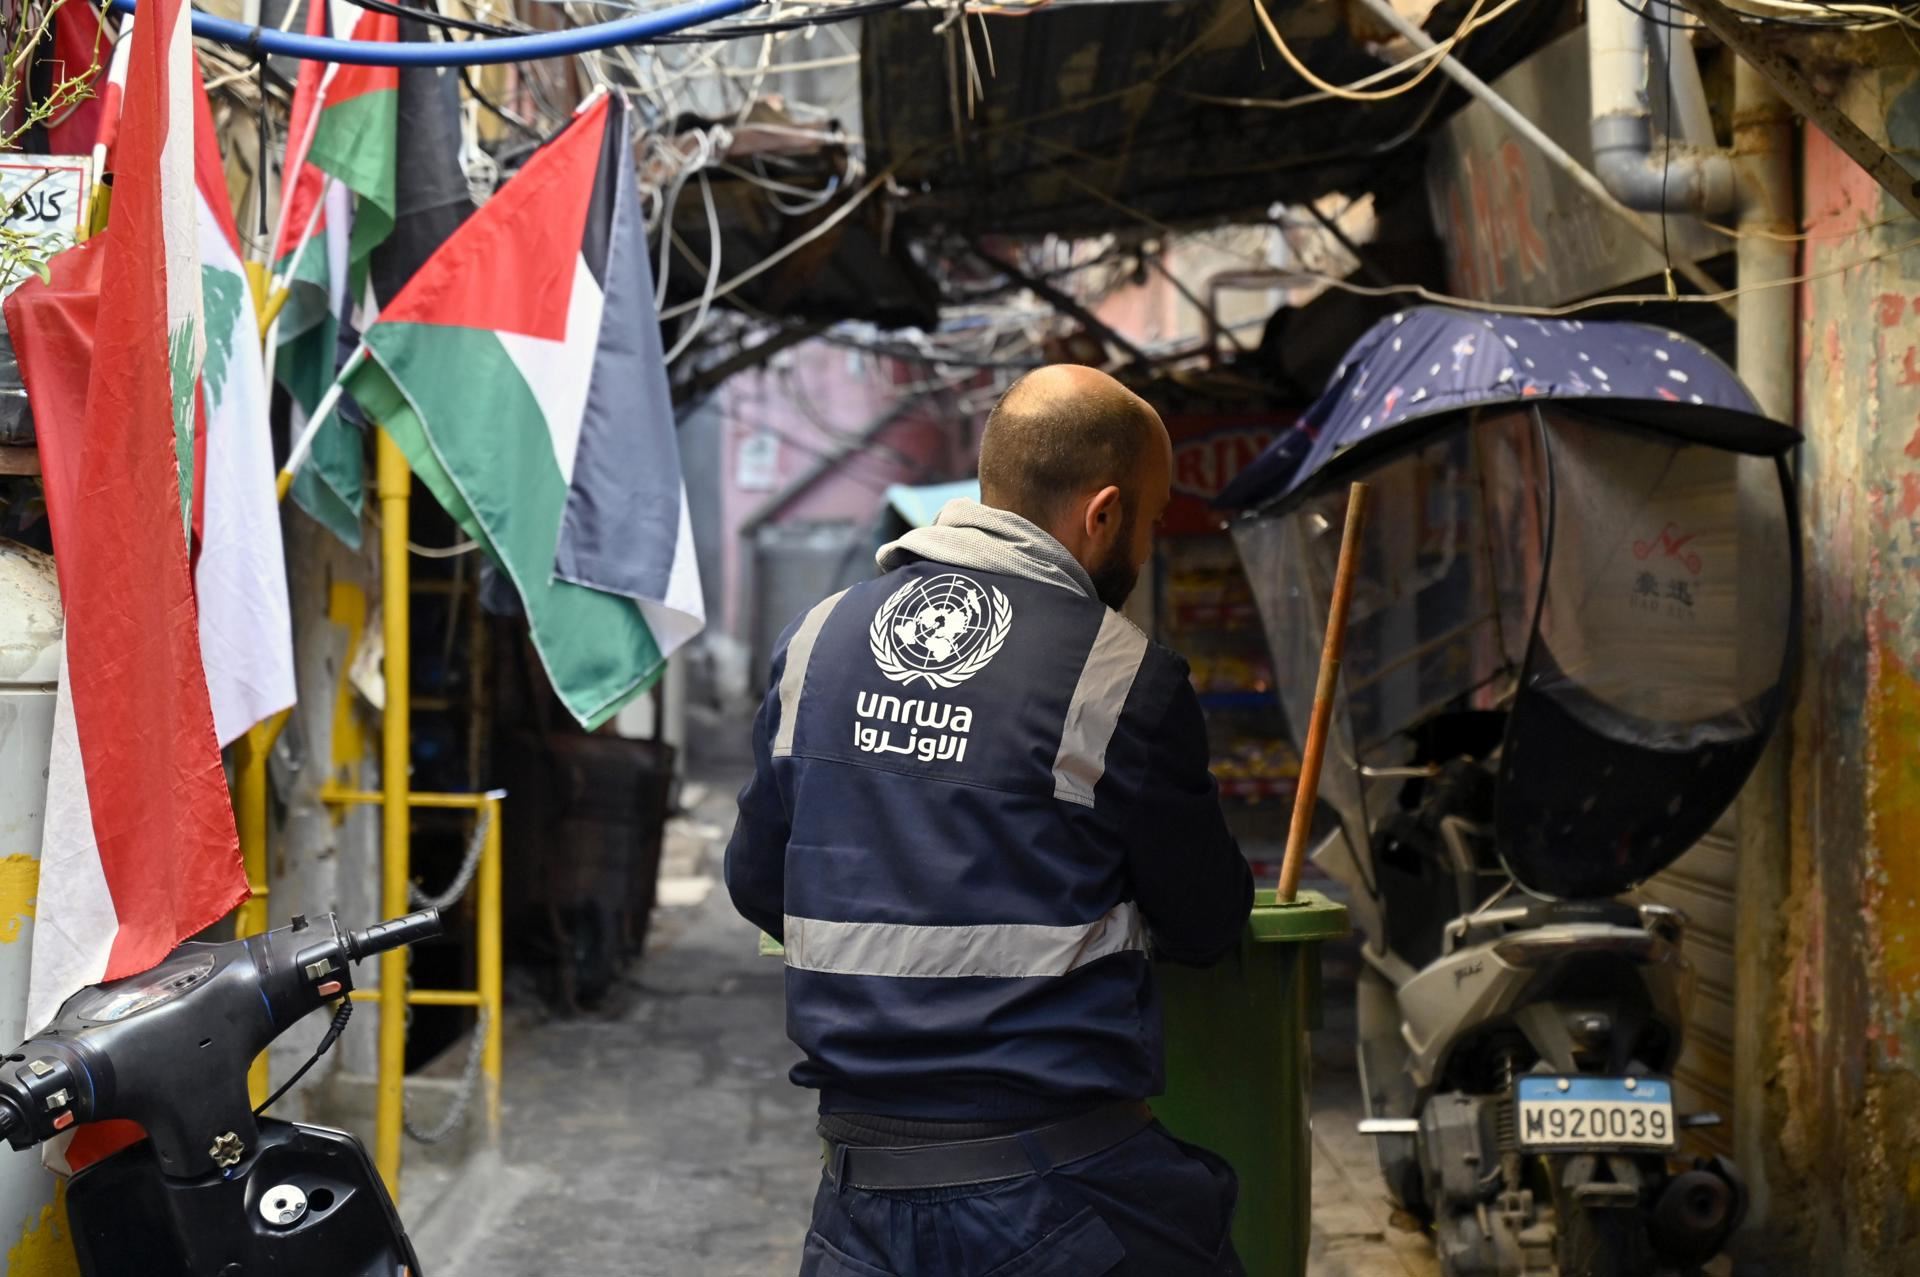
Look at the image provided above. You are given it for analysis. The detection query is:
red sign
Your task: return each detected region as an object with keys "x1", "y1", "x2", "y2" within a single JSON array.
[{"x1": 1163, "y1": 416, "x2": 1291, "y2": 536}]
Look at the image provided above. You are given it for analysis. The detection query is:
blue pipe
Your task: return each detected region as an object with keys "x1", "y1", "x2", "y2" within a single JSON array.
[{"x1": 108, "y1": 0, "x2": 766, "y2": 65}]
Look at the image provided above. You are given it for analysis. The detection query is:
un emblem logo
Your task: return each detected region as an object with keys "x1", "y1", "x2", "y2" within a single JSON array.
[{"x1": 869, "y1": 573, "x2": 1012, "y2": 689}]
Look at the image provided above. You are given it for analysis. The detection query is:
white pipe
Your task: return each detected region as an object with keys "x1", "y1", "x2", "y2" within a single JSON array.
[
  {"x1": 1729, "y1": 54, "x2": 1794, "y2": 1239},
  {"x1": 1349, "y1": 0, "x2": 1731, "y2": 310},
  {"x1": 1588, "y1": 0, "x2": 1736, "y2": 216},
  {"x1": 1654, "y1": 21, "x2": 1717, "y2": 148}
]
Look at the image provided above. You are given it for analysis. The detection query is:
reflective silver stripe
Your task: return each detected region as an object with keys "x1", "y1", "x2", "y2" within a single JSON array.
[
  {"x1": 772, "y1": 589, "x2": 849, "y2": 758},
  {"x1": 782, "y1": 903, "x2": 1146, "y2": 979},
  {"x1": 1051, "y1": 611, "x2": 1150, "y2": 807}
]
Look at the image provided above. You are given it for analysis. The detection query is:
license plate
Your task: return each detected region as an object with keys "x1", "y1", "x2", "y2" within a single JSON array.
[{"x1": 1515, "y1": 1076, "x2": 1676, "y2": 1151}]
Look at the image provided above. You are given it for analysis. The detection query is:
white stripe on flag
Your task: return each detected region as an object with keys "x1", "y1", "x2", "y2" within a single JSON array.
[
  {"x1": 495, "y1": 254, "x2": 605, "y2": 485},
  {"x1": 27, "y1": 650, "x2": 118, "y2": 1031},
  {"x1": 634, "y1": 489, "x2": 706, "y2": 662},
  {"x1": 159, "y1": 0, "x2": 200, "y2": 383},
  {"x1": 196, "y1": 192, "x2": 295, "y2": 745}
]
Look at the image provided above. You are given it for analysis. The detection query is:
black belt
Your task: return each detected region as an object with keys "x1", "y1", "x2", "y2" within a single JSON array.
[{"x1": 822, "y1": 1101, "x2": 1154, "y2": 1191}]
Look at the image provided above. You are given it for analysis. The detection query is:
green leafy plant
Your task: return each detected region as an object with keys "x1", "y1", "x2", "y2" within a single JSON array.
[{"x1": 0, "y1": 0, "x2": 104, "y2": 293}]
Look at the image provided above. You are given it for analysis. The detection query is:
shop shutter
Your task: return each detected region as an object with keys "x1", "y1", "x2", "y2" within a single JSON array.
[{"x1": 1635, "y1": 804, "x2": 1738, "y2": 1158}]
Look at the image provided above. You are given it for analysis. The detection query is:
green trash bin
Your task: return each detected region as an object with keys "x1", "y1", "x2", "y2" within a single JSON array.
[{"x1": 1155, "y1": 888, "x2": 1350, "y2": 1277}]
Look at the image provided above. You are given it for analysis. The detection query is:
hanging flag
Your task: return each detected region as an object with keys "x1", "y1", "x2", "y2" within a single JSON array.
[
  {"x1": 42, "y1": 4, "x2": 113, "y2": 156},
  {"x1": 194, "y1": 62, "x2": 295, "y2": 746},
  {"x1": 311, "y1": 95, "x2": 704, "y2": 728},
  {"x1": 369, "y1": 17, "x2": 474, "y2": 303},
  {"x1": 272, "y1": 0, "x2": 398, "y2": 548},
  {"x1": 5, "y1": 0, "x2": 244, "y2": 1030}
]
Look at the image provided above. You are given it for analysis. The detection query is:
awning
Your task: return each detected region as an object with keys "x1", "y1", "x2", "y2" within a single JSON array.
[
  {"x1": 1218, "y1": 306, "x2": 1799, "y2": 514},
  {"x1": 885, "y1": 480, "x2": 980, "y2": 529}
]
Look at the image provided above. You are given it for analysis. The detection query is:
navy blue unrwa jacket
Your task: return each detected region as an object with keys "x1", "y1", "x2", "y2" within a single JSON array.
[{"x1": 725, "y1": 500, "x2": 1254, "y2": 1122}]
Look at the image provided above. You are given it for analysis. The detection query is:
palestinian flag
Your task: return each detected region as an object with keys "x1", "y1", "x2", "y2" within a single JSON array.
[
  {"x1": 194, "y1": 61, "x2": 295, "y2": 745},
  {"x1": 318, "y1": 95, "x2": 704, "y2": 728},
  {"x1": 4, "y1": 0, "x2": 243, "y2": 1030},
  {"x1": 271, "y1": 0, "x2": 398, "y2": 547}
]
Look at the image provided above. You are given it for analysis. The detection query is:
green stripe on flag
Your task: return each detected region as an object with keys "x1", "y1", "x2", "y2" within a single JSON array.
[
  {"x1": 308, "y1": 89, "x2": 398, "y2": 268},
  {"x1": 282, "y1": 318, "x2": 364, "y2": 548},
  {"x1": 347, "y1": 321, "x2": 664, "y2": 727},
  {"x1": 272, "y1": 235, "x2": 333, "y2": 341}
]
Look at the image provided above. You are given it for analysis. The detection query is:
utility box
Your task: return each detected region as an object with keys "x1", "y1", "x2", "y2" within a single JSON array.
[{"x1": 0, "y1": 539, "x2": 73, "y2": 1264}]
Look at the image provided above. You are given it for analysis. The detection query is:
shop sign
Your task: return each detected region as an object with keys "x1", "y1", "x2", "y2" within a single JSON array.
[
  {"x1": 1164, "y1": 416, "x2": 1288, "y2": 536},
  {"x1": 0, "y1": 156, "x2": 91, "y2": 296},
  {"x1": 1424, "y1": 29, "x2": 1719, "y2": 308},
  {"x1": 735, "y1": 431, "x2": 780, "y2": 492}
]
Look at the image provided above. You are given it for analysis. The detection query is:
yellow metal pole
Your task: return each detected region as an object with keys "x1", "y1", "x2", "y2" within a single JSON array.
[
  {"x1": 351, "y1": 988, "x2": 483, "y2": 1007},
  {"x1": 321, "y1": 787, "x2": 490, "y2": 810},
  {"x1": 375, "y1": 428, "x2": 413, "y2": 1196},
  {"x1": 479, "y1": 794, "x2": 504, "y2": 1141},
  {"x1": 234, "y1": 713, "x2": 289, "y2": 1107}
]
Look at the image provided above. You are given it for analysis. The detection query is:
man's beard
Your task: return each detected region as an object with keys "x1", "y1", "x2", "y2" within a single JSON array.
[{"x1": 1089, "y1": 507, "x2": 1139, "y2": 611}]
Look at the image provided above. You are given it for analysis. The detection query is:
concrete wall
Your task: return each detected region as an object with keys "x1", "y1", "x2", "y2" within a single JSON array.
[
  {"x1": 266, "y1": 512, "x2": 384, "y2": 1095},
  {"x1": 1772, "y1": 58, "x2": 1920, "y2": 1271}
]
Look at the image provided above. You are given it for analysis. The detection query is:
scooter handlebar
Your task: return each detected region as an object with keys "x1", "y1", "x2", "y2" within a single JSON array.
[{"x1": 346, "y1": 909, "x2": 443, "y2": 962}]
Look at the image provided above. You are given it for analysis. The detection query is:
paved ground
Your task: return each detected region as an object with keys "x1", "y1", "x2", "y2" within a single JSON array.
[
  {"x1": 1307, "y1": 932, "x2": 1442, "y2": 1277},
  {"x1": 412, "y1": 774, "x2": 1440, "y2": 1277},
  {"x1": 414, "y1": 782, "x2": 818, "y2": 1277}
]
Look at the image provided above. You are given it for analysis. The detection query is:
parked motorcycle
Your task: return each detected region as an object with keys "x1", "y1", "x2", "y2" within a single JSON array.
[
  {"x1": 0, "y1": 909, "x2": 442, "y2": 1276},
  {"x1": 1224, "y1": 308, "x2": 1800, "y2": 1277}
]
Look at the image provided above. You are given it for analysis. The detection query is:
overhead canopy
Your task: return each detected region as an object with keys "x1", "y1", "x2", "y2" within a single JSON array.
[
  {"x1": 860, "y1": 0, "x2": 1561, "y2": 237},
  {"x1": 1218, "y1": 306, "x2": 1800, "y2": 512},
  {"x1": 886, "y1": 479, "x2": 980, "y2": 529}
]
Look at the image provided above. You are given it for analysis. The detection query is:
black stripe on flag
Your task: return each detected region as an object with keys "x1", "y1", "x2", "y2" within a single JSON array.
[
  {"x1": 553, "y1": 98, "x2": 686, "y2": 607},
  {"x1": 579, "y1": 96, "x2": 625, "y2": 290}
]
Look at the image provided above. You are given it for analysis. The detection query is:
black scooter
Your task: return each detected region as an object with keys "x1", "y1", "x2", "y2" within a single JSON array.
[{"x1": 0, "y1": 909, "x2": 443, "y2": 1276}]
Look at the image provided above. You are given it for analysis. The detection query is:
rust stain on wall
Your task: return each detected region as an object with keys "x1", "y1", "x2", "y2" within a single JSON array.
[
  {"x1": 1867, "y1": 648, "x2": 1920, "y2": 1050},
  {"x1": 1776, "y1": 58, "x2": 1920, "y2": 1272}
]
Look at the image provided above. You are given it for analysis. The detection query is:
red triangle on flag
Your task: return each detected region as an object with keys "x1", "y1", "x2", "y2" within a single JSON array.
[
  {"x1": 378, "y1": 95, "x2": 611, "y2": 342},
  {"x1": 325, "y1": 10, "x2": 399, "y2": 109}
]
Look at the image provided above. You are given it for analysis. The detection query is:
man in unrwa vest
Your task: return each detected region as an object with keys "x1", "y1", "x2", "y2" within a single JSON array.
[{"x1": 727, "y1": 364, "x2": 1256, "y2": 1275}]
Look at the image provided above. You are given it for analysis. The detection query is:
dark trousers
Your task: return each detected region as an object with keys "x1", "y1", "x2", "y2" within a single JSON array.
[{"x1": 799, "y1": 1122, "x2": 1245, "y2": 1277}]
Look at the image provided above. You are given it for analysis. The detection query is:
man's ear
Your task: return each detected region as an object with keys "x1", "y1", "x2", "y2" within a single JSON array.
[{"x1": 1083, "y1": 485, "x2": 1123, "y2": 540}]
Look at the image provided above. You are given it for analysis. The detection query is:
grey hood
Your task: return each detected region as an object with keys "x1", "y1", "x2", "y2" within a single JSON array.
[{"x1": 877, "y1": 499, "x2": 1096, "y2": 600}]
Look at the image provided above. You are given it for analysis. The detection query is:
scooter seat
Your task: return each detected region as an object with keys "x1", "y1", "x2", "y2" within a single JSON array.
[{"x1": 1506, "y1": 897, "x2": 1644, "y2": 931}]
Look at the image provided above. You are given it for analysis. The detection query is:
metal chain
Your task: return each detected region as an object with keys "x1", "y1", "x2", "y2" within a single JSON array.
[
  {"x1": 410, "y1": 806, "x2": 490, "y2": 911},
  {"x1": 403, "y1": 1007, "x2": 490, "y2": 1146}
]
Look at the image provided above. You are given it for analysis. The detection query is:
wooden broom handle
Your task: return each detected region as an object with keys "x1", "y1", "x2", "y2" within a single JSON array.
[{"x1": 1277, "y1": 481, "x2": 1370, "y2": 903}]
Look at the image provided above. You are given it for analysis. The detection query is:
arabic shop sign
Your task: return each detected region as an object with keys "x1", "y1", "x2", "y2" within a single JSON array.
[{"x1": 0, "y1": 156, "x2": 91, "y2": 296}]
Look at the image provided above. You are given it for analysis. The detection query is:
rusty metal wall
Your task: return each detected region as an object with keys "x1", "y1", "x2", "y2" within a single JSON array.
[{"x1": 1772, "y1": 52, "x2": 1920, "y2": 1273}]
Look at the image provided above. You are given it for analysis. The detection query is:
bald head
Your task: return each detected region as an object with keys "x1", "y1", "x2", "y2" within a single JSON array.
[
  {"x1": 977, "y1": 365, "x2": 1172, "y2": 610},
  {"x1": 978, "y1": 366, "x2": 1163, "y2": 528}
]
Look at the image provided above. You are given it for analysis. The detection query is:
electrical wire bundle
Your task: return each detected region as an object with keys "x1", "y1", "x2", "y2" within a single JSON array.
[{"x1": 1619, "y1": 0, "x2": 1920, "y2": 29}]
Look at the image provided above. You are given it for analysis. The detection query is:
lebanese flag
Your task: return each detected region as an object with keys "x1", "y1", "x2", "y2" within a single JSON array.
[
  {"x1": 4, "y1": 0, "x2": 244, "y2": 1030},
  {"x1": 318, "y1": 95, "x2": 704, "y2": 728},
  {"x1": 272, "y1": 0, "x2": 398, "y2": 548},
  {"x1": 194, "y1": 64, "x2": 295, "y2": 745}
]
